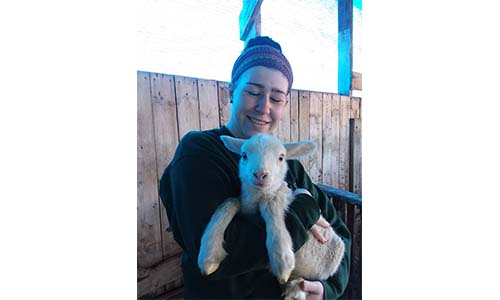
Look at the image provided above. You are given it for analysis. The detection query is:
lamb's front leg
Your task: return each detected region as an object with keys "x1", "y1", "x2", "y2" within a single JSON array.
[
  {"x1": 259, "y1": 195, "x2": 295, "y2": 284},
  {"x1": 198, "y1": 197, "x2": 241, "y2": 275}
]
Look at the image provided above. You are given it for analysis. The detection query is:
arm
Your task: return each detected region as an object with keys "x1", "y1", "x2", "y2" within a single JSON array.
[{"x1": 288, "y1": 161, "x2": 352, "y2": 300}]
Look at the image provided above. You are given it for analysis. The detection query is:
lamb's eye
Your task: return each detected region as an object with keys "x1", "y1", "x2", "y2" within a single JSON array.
[
  {"x1": 279, "y1": 154, "x2": 284, "y2": 162},
  {"x1": 241, "y1": 152, "x2": 247, "y2": 160}
]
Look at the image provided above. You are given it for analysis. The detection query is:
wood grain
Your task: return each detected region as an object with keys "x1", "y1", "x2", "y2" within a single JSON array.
[
  {"x1": 218, "y1": 82, "x2": 231, "y2": 127},
  {"x1": 309, "y1": 91, "x2": 323, "y2": 183},
  {"x1": 149, "y1": 73, "x2": 183, "y2": 260},
  {"x1": 338, "y1": 95, "x2": 351, "y2": 191},
  {"x1": 277, "y1": 92, "x2": 291, "y2": 142},
  {"x1": 137, "y1": 71, "x2": 163, "y2": 268},
  {"x1": 198, "y1": 79, "x2": 219, "y2": 130},
  {"x1": 290, "y1": 90, "x2": 299, "y2": 142},
  {"x1": 175, "y1": 76, "x2": 200, "y2": 139},
  {"x1": 138, "y1": 255, "x2": 183, "y2": 299},
  {"x1": 298, "y1": 90, "x2": 310, "y2": 171}
]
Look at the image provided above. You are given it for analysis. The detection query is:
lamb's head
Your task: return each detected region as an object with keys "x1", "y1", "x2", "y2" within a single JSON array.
[{"x1": 220, "y1": 134, "x2": 316, "y2": 191}]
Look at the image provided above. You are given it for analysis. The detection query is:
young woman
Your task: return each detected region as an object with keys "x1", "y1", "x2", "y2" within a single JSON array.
[{"x1": 160, "y1": 36, "x2": 351, "y2": 300}]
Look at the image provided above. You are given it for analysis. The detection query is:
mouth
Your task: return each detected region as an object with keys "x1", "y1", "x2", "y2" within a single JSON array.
[
  {"x1": 247, "y1": 116, "x2": 271, "y2": 127},
  {"x1": 253, "y1": 181, "x2": 269, "y2": 188}
]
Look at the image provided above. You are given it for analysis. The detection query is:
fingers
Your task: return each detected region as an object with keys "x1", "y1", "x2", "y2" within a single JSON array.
[
  {"x1": 310, "y1": 224, "x2": 327, "y2": 243},
  {"x1": 300, "y1": 280, "x2": 322, "y2": 293},
  {"x1": 311, "y1": 216, "x2": 330, "y2": 243},
  {"x1": 316, "y1": 216, "x2": 330, "y2": 228}
]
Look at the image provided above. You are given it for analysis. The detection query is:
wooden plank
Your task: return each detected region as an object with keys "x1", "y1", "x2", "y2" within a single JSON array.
[
  {"x1": 331, "y1": 94, "x2": 341, "y2": 189},
  {"x1": 352, "y1": 71, "x2": 362, "y2": 91},
  {"x1": 309, "y1": 91, "x2": 323, "y2": 184},
  {"x1": 298, "y1": 90, "x2": 310, "y2": 172},
  {"x1": 277, "y1": 92, "x2": 291, "y2": 142},
  {"x1": 350, "y1": 118, "x2": 362, "y2": 195},
  {"x1": 218, "y1": 82, "x2": 231, "y2": 127},
  {"x1": 137, "y1": 71, "x2": 163, "y2": 268},
  {"x1": 198, "y1": 79, "x2": 220, "y2": 131},
  {"x1": 349, "y1": 116, "x2": 362, "y2": 299},
  {"x1": 151, "y1": 74, "x2": 179, "y2": 173},
  {"x1": 138, "y1": 255, "x2": 184, "y2": 299},
  {"x1": 150, "y1": 73, "x2": 183, "y2": 260},
  {"x1": 175, "y1": 76, "x2": 200, "y2": 139},
  {"x1": 321, "y1": 93, "x2": 334, "y2": 187},
  {"x1": 350, "y1": 96, "x2": 361, "y2": 119},
  {"x1": 338, "y1": 95, "x2": 351, "y2": 191},
  {"x1": 290, "y1": 90, "x2": 299, "y2": 142}
]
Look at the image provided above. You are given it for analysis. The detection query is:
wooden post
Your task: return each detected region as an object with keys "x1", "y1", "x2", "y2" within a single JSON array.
[
  {"x1": 338, "y1": 0, "x2": 353, "y2": 96},
  {"x1": 239, "y1": 0, "x2": 263, "y2": 45}
]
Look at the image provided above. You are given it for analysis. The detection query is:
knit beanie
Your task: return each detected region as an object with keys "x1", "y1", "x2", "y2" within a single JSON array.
[{"x1": 231, "y1": 36, "x2": 293, "y2": 93}]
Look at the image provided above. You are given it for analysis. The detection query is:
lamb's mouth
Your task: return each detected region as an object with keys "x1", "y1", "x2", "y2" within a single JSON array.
[
  {"x1": 248, "y1": 116, "x2": 270, "y2": 126},
  {"x1": 253, "y1": 181, "x2": 269, "y2": 188}
]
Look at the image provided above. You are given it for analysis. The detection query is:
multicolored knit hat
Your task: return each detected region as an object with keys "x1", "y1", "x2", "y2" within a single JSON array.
[{"x1": 231, "y1": 36, "x2": 293, "y2": 94}]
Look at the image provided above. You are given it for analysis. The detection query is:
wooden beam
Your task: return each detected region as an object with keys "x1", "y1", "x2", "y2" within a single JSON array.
[
  {"x1": 239, "y1": 0, "x2": 263, "y2": 44},
  {"x1": 338, "y1": 0, "x2": 353, "y2": 96},
  {"x1": 351, "y1": 71, "x2": 362, "y2": 91},
  {"x1": 138, "y1": 255, "x2": 183, "y2": 298},
  {"x1": 317, "y1": 184, "x2": 362, "y2": 206}
]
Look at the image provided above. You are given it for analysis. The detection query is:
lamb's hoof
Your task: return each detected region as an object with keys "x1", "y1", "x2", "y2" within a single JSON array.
[
  {"x1": 278, "y1": 271, "x2": 291, "y2": 285},
  {"x1": 204, "y1": 263, "x2": 220, "y2": 275},
  {"x1": 283, "y1": 279, "x2": 306, "y2": 300}
]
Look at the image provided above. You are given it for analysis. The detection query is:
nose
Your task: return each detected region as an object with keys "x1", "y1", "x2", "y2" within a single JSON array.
[
  {"x1": 253, "y1": 170, "x2": 269, "y2": 181},
  {"x1": 255, "y1": 96, "x2": 271, "y2": 114}
]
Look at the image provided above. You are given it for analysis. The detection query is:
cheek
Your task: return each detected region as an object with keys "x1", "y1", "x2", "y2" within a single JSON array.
[
  {"x1": 234, "y1": 94, "x2": 254, "y2": 113},
  {"x1": 271, "y1": 106, "x2": 284, "y2": 121}
]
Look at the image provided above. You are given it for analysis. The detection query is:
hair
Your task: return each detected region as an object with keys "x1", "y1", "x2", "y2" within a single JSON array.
[{"x1": 230, "y1": 36, "x2": 293, "y2": 94}]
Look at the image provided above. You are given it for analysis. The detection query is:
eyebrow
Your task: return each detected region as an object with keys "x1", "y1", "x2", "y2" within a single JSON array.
[{"x1": 246, "y1": 82, "x2": 286, "y2": 95}]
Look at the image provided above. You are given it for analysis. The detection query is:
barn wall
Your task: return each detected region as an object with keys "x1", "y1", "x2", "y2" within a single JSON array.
[{"x1": 137, "y1": 71, "x2": 362, "y2": 299}]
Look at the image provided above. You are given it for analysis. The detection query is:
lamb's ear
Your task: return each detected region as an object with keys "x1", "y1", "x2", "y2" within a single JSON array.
[
  {"x1": 284, "y1": 141, "x2": 316, "y2": 159},
  {"x1": 220, "y1": 135, "x2": 246, "y2": 154}
]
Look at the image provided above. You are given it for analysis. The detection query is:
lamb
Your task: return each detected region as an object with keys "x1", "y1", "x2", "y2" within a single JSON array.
[{"x1": 197, "y1": 133, "x2": 346, "y2": 300}]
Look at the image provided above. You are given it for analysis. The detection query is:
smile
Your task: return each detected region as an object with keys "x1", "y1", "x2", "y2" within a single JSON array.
[{"x1": 247, "y1": 116, "x2": 270, "y2": 126}]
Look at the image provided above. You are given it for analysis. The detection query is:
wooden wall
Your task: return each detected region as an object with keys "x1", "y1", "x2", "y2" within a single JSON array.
[{"x1": 137, "y1": 71, "x2": 362, "y2": 299}]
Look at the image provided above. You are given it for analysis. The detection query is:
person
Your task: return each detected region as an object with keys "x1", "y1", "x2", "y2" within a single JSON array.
[{"x1": 159, "y1": 36, "x2": 351, "y2": 300}]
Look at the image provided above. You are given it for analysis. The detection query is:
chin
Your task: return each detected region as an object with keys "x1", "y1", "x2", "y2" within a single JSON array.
[{"x1": 246, "y1": 126, "x2": 273, "y2": 137}]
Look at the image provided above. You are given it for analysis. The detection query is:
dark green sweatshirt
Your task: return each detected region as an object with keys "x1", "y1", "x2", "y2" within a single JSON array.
[{"x1": 159, "y1": 126, "x2": 351, "y2": 299}]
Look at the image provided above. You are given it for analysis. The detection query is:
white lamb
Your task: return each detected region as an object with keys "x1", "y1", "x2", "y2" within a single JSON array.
[{"x1": 198, "y1": 134, "x2": 346, "y2": 300}]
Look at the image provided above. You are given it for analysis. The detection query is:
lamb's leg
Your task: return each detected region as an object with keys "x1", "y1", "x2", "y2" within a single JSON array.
[
  {"x1": 259, "y1": 197, "x2": 295, "y2": 284},
  {"x1": 198, "y1": 197, "x2": 241, "y2": 275}
]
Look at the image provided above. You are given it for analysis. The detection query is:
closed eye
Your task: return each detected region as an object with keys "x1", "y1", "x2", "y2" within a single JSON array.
[{"x1": 246, "y1": 90, "x2": 259, "y2": 96}]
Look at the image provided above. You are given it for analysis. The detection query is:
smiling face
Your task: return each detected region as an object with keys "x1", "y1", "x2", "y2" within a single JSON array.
[{"x1": 227, "y1": 66, "x2": 289, "y2": 139}]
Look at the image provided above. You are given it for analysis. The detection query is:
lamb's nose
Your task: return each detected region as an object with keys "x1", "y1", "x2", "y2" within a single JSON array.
[{"x1": 253, "y1": 171, "x2": 268, "y2": 181}]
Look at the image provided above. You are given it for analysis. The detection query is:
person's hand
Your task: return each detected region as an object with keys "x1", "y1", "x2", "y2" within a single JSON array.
[
  {"x1": 300, "y1": 279, "x2": 324, "y2": 300},
  {"x1": 310, "y1": 215, "x2": 330, "y2": 243}
]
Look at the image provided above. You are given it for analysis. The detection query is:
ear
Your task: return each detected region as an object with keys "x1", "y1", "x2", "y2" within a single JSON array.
[
  {"x1": 228, "y1": 83, "x2": 235, "y2": 103},
  {"x1": 284, "y1": 141, "x2": 316, "y2": 159},
  {"x1": 220, "y1": 135, "x2": 246, "y2": 154}
]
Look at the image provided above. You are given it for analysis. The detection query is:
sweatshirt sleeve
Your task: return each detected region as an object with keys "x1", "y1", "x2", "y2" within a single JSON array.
[
  {"x1": 159, "y1": 134, "x2": 321, "y2": 280},
  {"x1": 288, "y1": 161, "x2": 352, "y2": 300}
]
